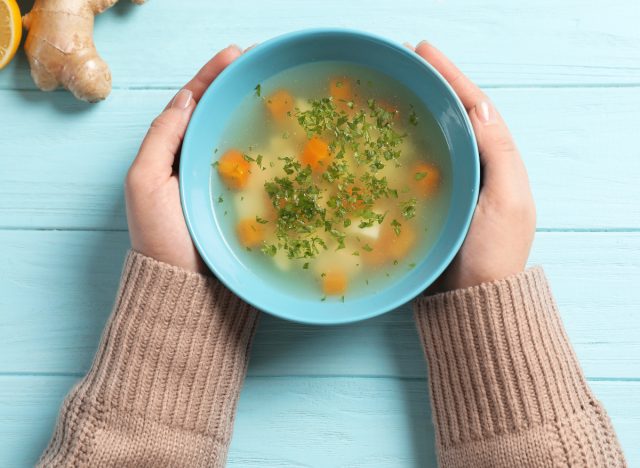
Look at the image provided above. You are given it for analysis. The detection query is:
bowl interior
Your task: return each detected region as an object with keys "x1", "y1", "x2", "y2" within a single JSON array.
[{"x1": 180, "y1": 29, "x2": 478, "y2": 325}]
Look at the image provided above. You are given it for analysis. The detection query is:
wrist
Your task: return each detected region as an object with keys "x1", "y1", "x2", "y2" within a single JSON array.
[
  {"x1": 130, "y1": 243, "x2": 209, "y2": 275},
  {"x1": 414, "y1": 267, "x2": 594, "y2": 446},
  {"x1": 433, "y1": 260, "x2": 528, "y2": 294}
]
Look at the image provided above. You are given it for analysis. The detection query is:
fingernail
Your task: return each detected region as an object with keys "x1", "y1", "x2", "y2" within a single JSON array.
[
  {"x1": 171, "y1": 88, "x2": 193, "y2": 109},
  {"x1": 416, "y1": 40, "x2": 429, "y2": 49},
  {"x1": 475, "y1": 100, "x2": 495, "y2": 124},
  {"x1": 244, "y1": 43, "x2": 258, "y2": 53},
  {"x1": 228, "y1": 44, "x2": 242, "y2": 52},
  {"x1": 403, "y1": 42, "x2": 414, "y2": 50}
]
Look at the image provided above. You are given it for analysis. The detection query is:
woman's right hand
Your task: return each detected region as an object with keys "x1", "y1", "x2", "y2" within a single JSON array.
[
  {"x1": 411, "y1": 41, "x2": 536, "y2": 292},
  {"x1": 125, "y1": 45, "x2": 242, "y2": 274}
]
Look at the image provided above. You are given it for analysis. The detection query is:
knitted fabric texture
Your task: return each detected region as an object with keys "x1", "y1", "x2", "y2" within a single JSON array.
[
  {"x1": 37, "y1": 254, "x2": 625, "y2": 467},
  {"x1": 414, "y1": 267, "x2": 626, "y2": 467},
  {"x1": 38, "y1": 251, "x2": 258, "y2": 467}
]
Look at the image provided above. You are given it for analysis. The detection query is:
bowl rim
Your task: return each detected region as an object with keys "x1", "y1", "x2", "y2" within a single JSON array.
[{"x1": 180, "y1": 28, "x2": 479, "y2": 325}]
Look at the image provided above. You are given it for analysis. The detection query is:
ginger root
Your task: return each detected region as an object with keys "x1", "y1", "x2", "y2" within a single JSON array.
[{"x1": 22, "y1": 0, "x2": 145, "y2": 102}]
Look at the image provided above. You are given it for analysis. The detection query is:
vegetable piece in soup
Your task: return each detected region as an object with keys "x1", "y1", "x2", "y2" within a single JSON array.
[
  {"x1": 265, "y1": 89, "x2": 294, "y2": 121},
  {"x1": 217, "y1": 149, "x2": 250, "y2": 189}
]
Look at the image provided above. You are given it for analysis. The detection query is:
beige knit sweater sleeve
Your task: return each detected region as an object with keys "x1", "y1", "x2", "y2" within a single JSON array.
[
  {"x1": 414, "y1": 267, "x2": 626, "y2": 467},
  {"x1": 38, "y1": 251, "x2": 258, "y2": 467}
]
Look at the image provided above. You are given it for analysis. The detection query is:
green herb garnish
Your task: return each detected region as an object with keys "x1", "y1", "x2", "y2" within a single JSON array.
[
  {"x1": 409, "y1": 108, "x2": 419, "y2": 126},
  {"x1": 237, "y1": 93, "x2": 422, "y2": 263},
  {"x1": 391, "y1": 219, "x2": 402, "y2": 236},
  {"x1": 400, "y1": 198, "x2": 417, "y2": 220}
]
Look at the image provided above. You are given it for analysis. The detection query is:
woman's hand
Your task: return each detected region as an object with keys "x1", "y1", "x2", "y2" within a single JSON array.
[
  {"x1": 125, "y1": 45, "x2": 242, "y2": 274},
  {"x1": 412, "y1": 41, "x2": 536, "y2": 292}
]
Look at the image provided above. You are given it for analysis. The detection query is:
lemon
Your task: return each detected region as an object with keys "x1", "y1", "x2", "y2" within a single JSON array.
[{"x1": 0, "y1": 0, "x2": 21, "y2": 69}]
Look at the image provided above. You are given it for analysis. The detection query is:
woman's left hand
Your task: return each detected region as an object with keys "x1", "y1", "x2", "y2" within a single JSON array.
[{"x1": 125, "y1": 45, "x2": 242, "y2": 274}]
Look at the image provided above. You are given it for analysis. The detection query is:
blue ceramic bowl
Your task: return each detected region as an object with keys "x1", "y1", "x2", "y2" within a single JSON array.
[{"x1": 180, "y1": 29, "x2": 479, "y2": 325}]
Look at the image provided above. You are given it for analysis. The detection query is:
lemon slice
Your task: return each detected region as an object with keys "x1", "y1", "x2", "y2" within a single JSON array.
[{"x1": 0, "y1": 0, "x2": 21, "y2": 69}]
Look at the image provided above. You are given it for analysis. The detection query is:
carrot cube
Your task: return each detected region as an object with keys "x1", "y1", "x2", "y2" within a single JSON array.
[
  {"x1": 412, "y1": 162, "x2": 441, "y2": 197},
  {"x1": 266, "y1": 89, "x2": 294, "y2": 121},
  {"x1": 236, "y1": 218, "x2": 265, "y2": 248},
  {"x1": 217, "y1": 149, "x2": 251, "y2": 189},
  {"x1": 322, "y1": 269, "x2": 348, "y2": 296},
  {"x1": 300, "y1": 136, "x2": 331, "y2": 173}
]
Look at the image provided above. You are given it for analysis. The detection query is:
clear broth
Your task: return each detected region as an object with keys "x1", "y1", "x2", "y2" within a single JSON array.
[{"x1": 211, "y1": 61, "x2": 452, "y2": 301}]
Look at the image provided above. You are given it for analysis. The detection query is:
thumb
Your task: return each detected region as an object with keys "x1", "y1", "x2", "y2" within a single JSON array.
[
  {"x1": 468, "y1": 99, "x2": 529, "y2": 195},
  {"x1": 131, "y1": 88, "x2": 196, "y2": 181}
]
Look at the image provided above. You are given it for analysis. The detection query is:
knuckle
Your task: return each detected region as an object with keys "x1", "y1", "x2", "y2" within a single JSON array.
[
  {"x1": 150, "y1": 113, "x2": 172, "y2": 132},
  {"x1": 492, "y1": 135, "x2": 518, "y2": 154},
  {"x1": 125, "y1": 165, "x2": 144, "y2": 192},
  {"x1": 149, "y1": 113, "x2": 183, "y2": 151},
  {"x1": 507, "y1": 194, "x2": 536, "y2": 224},
  {"x1": 487, "y1": 185, "x2": 536, "y2": 226}
]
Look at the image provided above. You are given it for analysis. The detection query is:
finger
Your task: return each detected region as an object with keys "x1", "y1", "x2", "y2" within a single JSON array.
[
  {"x1": 133, "y1": 45, "x2": 241, "y2": 180},
  {"x1": 162, "y1": 44, "x2": 243, "y2": 113},
  {"x1": 244, "y1": 43, "x2": 259, "y2": 53},
  {"x1": 130, "y1": 88, "x2": 196, "y2": 181},
  {"x1": 414, "y1": 41, "x2": 528, "y2": 191},
  {"x1": 414, "y1": 40, "x2": 485, "y2": 110},
  {"x1": 183, "y1": 44, "x2": 242, "y2": 102},
  {"x1": 403, "y1": 42, "x2": 414, "y2": 51},
  {"x1": 468, "y1": 99, "x2": 529, "y2": 193}
]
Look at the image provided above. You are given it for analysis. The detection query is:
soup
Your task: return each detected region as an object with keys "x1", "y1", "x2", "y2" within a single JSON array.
[{"x1": 211, "y1": 62, "x2": 451, "y2": 301}]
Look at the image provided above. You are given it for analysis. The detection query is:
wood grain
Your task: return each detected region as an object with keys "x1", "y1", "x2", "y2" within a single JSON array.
[
  {"x1": 1, "y1": 87, "x2": 639, "y2": 230},
  {"x1": 1, "y1": 230, "x2": 638, "y2": 379},
  {"x1": 0, "y1": 376, "x2": 636, "y2": 468},
  {"x1": 3, "y1": 0, "x2": 639, "y2": 90}
]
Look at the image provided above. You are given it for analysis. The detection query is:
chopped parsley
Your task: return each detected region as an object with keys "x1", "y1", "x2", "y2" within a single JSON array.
[
  {"x1": 400, "y1": 198, "x2": 417, "y2": 220},
  {"x1": 391, "y1": 219, "x2": 402, "y2": 236},
  {"x1": 409, "y1": 108, "x2": 419, "y2": 126},
  {"x1": 233, "y1": 88, "x2": 426, "y2": 264}
]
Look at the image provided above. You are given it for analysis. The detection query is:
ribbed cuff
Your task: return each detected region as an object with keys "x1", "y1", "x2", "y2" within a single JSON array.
[
  {"x1": 414, "y1": 267, "x2": 595, "y2": 447},
  {"x1": 69, "y1": 250, "x2": 258, "y2": 437}
]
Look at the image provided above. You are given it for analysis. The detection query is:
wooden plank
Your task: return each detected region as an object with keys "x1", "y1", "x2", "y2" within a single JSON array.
[
  {"x1": 1, "y1": 87, "x2": 639, "y2": 230},
  {"x1": 0, "y1": 230, "x2": 638, "y2": 379},
  {"x1": 2, "y1": 0, "x2": 639, "y2": 90},
  {"x1": 0, "y1": 90, "x2": 157, "y2": 231},
  {"x1": 0, "y1": 375, "x2": 636, "y2": 467}
]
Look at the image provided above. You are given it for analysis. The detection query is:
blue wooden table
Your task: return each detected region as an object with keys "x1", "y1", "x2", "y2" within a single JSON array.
[{"x1": 1, "y1": 1, "x2": 639, "y2": 466}]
